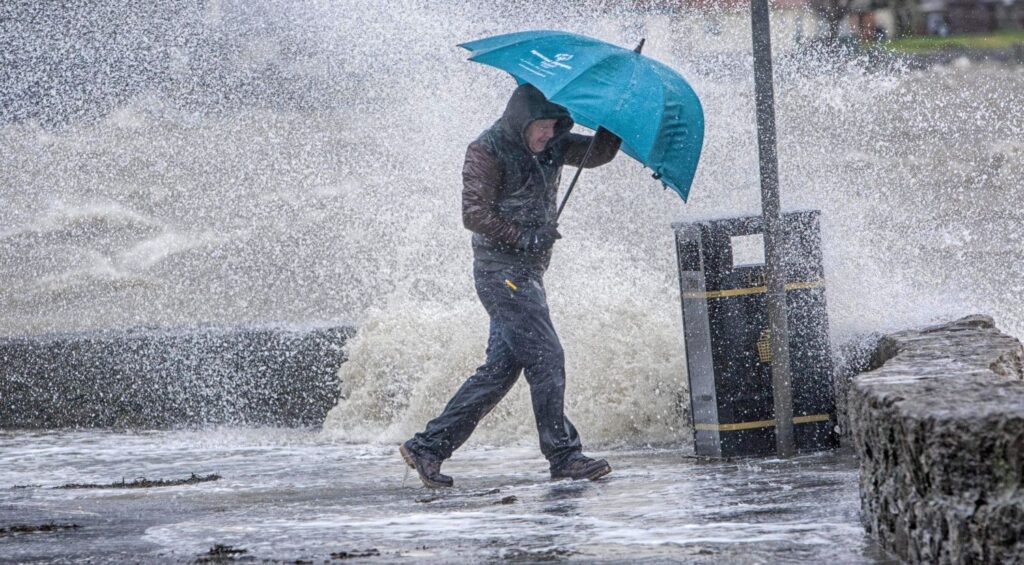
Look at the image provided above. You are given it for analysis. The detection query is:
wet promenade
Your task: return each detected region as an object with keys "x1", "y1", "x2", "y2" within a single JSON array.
[{"x1": 1, "y1": 429, "x2": 892, "y2": 563}]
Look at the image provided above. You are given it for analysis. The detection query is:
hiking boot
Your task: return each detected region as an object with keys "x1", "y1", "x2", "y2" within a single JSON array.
[
  {"x1": 400, "y1": 440, "x2": 453, "y2": 488},
  {"x1": 550, "y1": 455, "x2": 612, "y2": 481}
]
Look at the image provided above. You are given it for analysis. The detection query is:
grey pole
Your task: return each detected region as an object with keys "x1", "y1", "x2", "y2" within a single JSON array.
[{"x1": 750, "y1": 0, "x2": 795, "y2": 456}]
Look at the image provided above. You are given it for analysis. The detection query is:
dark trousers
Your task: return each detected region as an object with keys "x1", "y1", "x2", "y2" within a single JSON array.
[{"x1": 410, "y1": 263, "x2": 583, "y2": 470}]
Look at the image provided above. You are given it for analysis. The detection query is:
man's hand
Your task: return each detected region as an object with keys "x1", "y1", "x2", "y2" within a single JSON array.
[{"x1": 517, "y1": 224, "x2": 562, "y2": 253}]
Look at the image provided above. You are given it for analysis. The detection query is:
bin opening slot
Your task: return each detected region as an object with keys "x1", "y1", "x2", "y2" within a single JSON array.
[{"x1": 730, "y1": 233, "x2": 765, "y2": 268}]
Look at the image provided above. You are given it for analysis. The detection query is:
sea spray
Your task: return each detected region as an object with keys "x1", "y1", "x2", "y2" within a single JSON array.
[
  {"x1": 1, "y1": 2, "x2": 1022, "y2": 446},
  {"x1": 324, "y1": 244, "x2": 690, "y2": 446}
]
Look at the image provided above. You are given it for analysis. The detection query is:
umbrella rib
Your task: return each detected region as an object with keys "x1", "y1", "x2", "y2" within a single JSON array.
[
  {"x1": 602, "y1": 52, "x2": 659, "y2": 161},
  {"x1": 646, "y1": 65, "x2": 669, "y2": 176}
]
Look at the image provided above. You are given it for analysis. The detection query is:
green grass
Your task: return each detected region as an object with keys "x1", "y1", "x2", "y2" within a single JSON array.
[{"x1": 879, "y1": 31, "x2": 1024, "y2": 53}]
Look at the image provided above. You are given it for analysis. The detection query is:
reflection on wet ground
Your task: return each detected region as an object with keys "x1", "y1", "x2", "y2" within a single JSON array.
[{"x1": 0, "y1": 429, "x2": 894, "y2": 563}]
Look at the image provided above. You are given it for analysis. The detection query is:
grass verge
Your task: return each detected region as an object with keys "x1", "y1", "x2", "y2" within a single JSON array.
[{"x1": 879, "y1": 31, "x2": 1024, "y2": 53}]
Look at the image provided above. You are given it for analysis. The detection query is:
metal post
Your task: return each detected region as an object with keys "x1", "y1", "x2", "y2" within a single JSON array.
[{"x1": 750, "y1": 0, "x2": 795, "y2": 456}]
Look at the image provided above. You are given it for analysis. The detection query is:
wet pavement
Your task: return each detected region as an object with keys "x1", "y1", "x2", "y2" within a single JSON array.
[{"x1": 1, "y1": 429, "x2": 893, "y2": 563}]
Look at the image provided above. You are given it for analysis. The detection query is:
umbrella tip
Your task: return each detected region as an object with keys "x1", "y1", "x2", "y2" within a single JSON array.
[{"x1": 634, "y1": 38, "x2": 645, "y2": 53}]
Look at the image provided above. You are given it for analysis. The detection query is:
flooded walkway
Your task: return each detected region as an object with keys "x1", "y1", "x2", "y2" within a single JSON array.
[{"x1": 1, "y1": 430, "x2": 891, "y2": 563}]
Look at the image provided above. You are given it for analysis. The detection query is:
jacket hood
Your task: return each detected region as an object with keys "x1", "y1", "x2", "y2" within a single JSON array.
[{"x1": 499, "y1": 83, "x2": 574, "y2": 153}]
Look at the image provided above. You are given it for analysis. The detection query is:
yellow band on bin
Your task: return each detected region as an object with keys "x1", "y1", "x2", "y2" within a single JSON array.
[
  {"x1": 683, "y1": 280, "x2": 823, "y2": 300},
  {"x1": 694, "y1": 413, "x2": 832, "y2": 432}
]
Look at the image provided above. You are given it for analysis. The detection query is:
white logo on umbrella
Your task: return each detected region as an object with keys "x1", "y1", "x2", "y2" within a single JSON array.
[
  {"x1": 532, "y1": 50, "x2": 573, "y2": 70},
  {"x1": 517, "y1": 51, "x2": 574, "y2": 79}
]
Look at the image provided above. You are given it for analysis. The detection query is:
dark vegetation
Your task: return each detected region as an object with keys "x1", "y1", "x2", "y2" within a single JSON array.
[
  {"x1": 0, "y1": 522, "x2": 81, "y2": 536},
  {"x1": 330, "y1": 549, "x2": 381, "y2": 559},
  {"x1": 194, "y1": 544, "x2": 251, "y2": 563},
  {"x1": 56, "y1": 473, "x2": 221, "y2": 489}
]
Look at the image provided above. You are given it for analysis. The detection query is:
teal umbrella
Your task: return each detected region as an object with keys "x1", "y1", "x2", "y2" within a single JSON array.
[{"x1": 459, "y1": 30, "x2": 705, "y2": 206}]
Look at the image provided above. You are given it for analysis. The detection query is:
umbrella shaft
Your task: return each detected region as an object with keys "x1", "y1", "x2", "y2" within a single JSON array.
[{"x1": 555, "y1": 135, "x2": 598, "y2": 221}]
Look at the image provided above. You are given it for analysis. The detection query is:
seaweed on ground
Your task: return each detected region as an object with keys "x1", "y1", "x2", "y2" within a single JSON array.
[
  {"x1": 330, "y1": 548, "x2": 380, "y2": 559},
  {"x1": 0, "y1": 523, "x2": 81, "y2": 536},
  {"x1": 194, "y1": 544, "x2": 250, "y2": 563},
  {"x1": 56, "y1": 473, "x2": 221, "y2": 489}
]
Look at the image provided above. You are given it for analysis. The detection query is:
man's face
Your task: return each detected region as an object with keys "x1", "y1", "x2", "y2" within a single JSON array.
[{"x1": 525, "y1": 119, "x2": 558, "y2": 153}]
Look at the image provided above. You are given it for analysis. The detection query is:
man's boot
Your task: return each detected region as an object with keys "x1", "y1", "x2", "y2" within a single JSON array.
[
  {"x1": 400, "y1": 440, "x2": 453, "y2": 488},
  {"x1": 550, "y1": 455, "x2": 611, "y2": 481}
]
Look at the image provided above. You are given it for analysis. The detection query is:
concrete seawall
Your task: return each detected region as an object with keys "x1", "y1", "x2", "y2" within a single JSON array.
[
  {"x1": 0, "y1": 325, "x2": 352, "y2": 429},
  {"x1": 848, "y1": 315, "x2": 1024, "y2": 563}
]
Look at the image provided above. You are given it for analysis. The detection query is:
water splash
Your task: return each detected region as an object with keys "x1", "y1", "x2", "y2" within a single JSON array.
[{"x1": 2, "y1": 2, "x2": 1022, "y2": 445}]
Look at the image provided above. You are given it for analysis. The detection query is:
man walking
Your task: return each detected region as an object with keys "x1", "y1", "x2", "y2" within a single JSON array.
[{"x1": 400, "y1": 84, "x2": 621, "y2": 488}]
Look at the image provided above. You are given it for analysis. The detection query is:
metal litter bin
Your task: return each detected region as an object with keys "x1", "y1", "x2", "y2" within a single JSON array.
[{"x1": 673, "y1": 210, "x2": 838, "y2": 457}]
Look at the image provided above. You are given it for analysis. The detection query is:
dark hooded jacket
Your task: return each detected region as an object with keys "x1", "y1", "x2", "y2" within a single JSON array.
[{"x1": 462, "y1": 84, "x2": 620, "y2": 271}]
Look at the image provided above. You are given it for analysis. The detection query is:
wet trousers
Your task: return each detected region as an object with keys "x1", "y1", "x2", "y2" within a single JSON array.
[{"x1": 410, "y1": 262, "x2": 583, "y2": 470}]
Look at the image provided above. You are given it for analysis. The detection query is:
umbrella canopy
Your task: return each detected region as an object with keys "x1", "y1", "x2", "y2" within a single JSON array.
[{"x1": 459, "y1": 30, "x2": 704, "y2": 201}]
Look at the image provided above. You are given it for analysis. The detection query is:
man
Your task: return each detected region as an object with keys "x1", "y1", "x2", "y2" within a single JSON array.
[{"x1": 399, "y1": 83, "x2": 621, "y2": 488}]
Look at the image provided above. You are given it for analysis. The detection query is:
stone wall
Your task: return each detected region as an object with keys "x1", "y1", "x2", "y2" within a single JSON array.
[
  {"x1": 848, "y1": 315, "x2": 1024, "y2": 563},
  {"x1": 0, "y1": 325, "x2": 352, "y2": 428}
]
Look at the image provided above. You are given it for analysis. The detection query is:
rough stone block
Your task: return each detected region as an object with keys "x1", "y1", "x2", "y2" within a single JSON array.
[{"x1": 849, "y1": 315, "x2": 1024, "y2": 563}]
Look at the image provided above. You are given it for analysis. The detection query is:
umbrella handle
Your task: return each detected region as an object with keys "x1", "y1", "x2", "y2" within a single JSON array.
[{"x1": 555, "y1": 135, "x2": 598, "y2": 222}]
